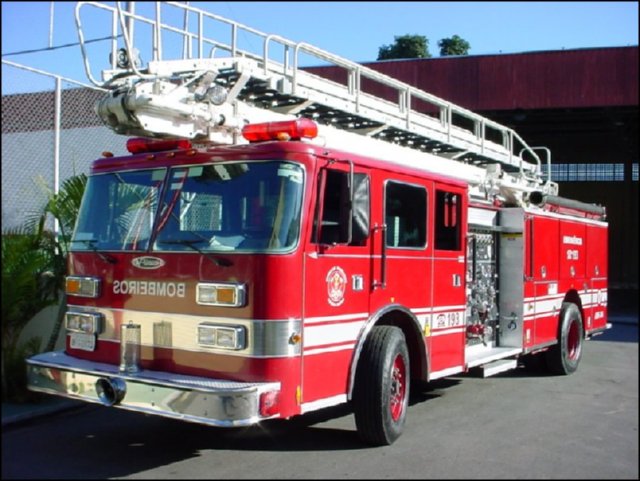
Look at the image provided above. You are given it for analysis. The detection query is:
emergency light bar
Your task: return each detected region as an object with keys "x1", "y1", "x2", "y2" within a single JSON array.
[
  {"x1": 242, "y1": 118, "x2": 318, "y2": 142},
  {"x1": 126, "y1": 137, "x2": 192, "y2": 154}
]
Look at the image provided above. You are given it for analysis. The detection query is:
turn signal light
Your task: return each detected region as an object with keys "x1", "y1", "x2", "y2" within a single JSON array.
[
  {"x1": 242, "y1": 118, "x2": 318, "y2": 142},
  {"x1": 196, "y1": 282, "x2": 246, "y2": 307},
  {"x1": 66, "y1": 276, "x2": 101, "y2": 298}
]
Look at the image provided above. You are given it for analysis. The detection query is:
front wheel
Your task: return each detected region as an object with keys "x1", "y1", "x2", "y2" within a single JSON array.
[
  {"x1": 353, "y1": 326, "x2": 410, "y2": 446},
  {"x1": 545, "y1": 302, "x2": 584, "y2": 375}
]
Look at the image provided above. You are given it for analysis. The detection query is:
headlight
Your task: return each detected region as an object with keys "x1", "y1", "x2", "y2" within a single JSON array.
[
  {"x1": 196, "y1": 282, "x2": 246, "y2": 307},
  {"x1": 66, "y1": 276, "x2": 101, "y2": 298},
  {"x1": 65, "y1": 311, "x2": 103, "y2": 334},
  {"x1": 197, "y1": 324, "x2": 246, "y2": 350}
]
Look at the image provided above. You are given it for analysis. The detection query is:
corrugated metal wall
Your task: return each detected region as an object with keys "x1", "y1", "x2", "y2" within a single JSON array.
[{"x1": 306, "y1": 46, "x2": 638, "y2": 111}]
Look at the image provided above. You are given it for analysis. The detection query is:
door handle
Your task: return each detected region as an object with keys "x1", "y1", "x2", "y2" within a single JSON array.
[{"x1": 372, "y1": 223, "x2": 387, "y2": 290}]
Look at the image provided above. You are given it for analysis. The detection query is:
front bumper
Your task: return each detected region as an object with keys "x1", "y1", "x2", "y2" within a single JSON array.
[{"x1": 27, "y1": 351, "x2": 280, "y2": 427}]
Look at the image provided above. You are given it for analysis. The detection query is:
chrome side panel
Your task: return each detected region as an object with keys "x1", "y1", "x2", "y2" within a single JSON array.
[
  {"x1": 468, "y1": 206, "x2": 498, "y2": 228},
  {"x1": 498, "y1": 208, "x2": 525, "y2": 348},
  {"x1": 27, "y1": 352, "x2": 280, "y2": 427}
]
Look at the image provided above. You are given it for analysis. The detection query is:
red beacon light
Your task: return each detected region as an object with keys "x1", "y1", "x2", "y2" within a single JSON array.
[
  {"x1": 126, "y1": 137, "x2": 192, "y2": 154},
  {"x1": 242, "y1": 118, "x2": 318, "y2": 142}
]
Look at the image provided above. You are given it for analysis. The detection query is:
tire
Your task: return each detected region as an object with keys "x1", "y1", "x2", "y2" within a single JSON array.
[
  {"x1": 544, "y1": 302, "x2": 584, "y2": 375},
  {"x1": 353, "y1": 325, "x2": 410, "y2": 446}
]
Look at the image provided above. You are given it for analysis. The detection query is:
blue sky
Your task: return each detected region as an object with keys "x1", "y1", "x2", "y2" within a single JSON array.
[{"x1": 2, "y1": 1, "x2": 638, "y2": 93}]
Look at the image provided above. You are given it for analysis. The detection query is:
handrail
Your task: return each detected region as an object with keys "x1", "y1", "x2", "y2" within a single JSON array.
[
  {"x1": 288, "y1": 40, "x2": 541, "y2": 170},
  {"x1": 74, "y1": 1, "x2": 545, "y2": 179}
]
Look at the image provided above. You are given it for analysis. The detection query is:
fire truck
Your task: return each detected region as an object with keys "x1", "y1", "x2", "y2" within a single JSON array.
[{"x1": 27, "y1": 2, "x2": 609, "y2": 445}]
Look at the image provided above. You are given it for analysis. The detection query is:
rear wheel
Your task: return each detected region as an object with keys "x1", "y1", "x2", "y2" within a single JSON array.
[
  {"x1": 545, "y1": 302, "x2": 584, "y2": 375},
  {"x1": 353, "y1": 326, "x2": 410, "y2": 446}
]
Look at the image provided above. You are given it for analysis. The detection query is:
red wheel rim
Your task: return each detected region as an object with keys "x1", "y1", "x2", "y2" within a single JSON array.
[
  {"x1": 389, "y1": 353, "x2": 407, "y2": 422},
  {"x1": 567, "y1": 319, "x2": 581, "y2": 360}
]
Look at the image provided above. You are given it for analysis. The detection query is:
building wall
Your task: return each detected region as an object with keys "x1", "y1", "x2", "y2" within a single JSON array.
[{"x1": 306, "y1": 46, "x2": 638, "y2": 110}]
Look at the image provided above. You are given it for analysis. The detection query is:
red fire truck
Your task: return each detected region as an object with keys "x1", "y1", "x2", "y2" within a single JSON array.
[{"x1": 27, "y1": 2, "x2": 609, "y2": 446}]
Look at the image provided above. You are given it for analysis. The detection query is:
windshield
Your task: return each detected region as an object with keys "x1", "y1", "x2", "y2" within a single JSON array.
[
  {"x1": 72, "y1": 169, "x2": 165, "y2": 251},
  {"x1": 154, "y1": 162, "x2": 304, "y2": 252},
  {"x1": 71, "y1": 161, "x2": 304, "y2": 253}
]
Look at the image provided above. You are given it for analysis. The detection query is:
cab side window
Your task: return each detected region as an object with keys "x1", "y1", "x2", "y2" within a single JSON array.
[
  {"x1": 313, "y1": 169, "x2": 370, "y2": 246},
  {"x1": 385, "y1": 182, "x2": 427, "y2": 248}
]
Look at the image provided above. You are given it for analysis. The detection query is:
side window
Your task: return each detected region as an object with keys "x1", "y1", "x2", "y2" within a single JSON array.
[
  {"x1": 313, "y1": 169, "x2": 370, "y2": 246},
  {"x1": 385, "y1": 182, "x2": 427, "y2": 248},
  {"x1": 435, "y1": 190, "x2": 462, "y2": 250}
]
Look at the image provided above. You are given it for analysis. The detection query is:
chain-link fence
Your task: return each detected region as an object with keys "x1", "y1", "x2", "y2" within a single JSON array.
[{"x1": 1, "y1": 60, "x2": 128, "y2": 232}]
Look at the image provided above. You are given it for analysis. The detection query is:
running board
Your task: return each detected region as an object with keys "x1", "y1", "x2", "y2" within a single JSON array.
[
  {"x1": 478, "y1": 359, "x2": 518, "y2": 378},
  {"x1": 466, "y1": 346, "x2": 521, "y2": 368}
]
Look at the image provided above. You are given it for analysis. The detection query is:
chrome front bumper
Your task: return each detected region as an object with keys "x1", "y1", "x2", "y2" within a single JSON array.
[{"x1": 27, "y1": 351, "x2": 280, "y2": 427}]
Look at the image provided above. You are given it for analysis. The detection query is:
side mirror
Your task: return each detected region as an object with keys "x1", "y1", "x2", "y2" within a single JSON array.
[{"x1": 350, "y1": 174, "x2": 370, "y2": 244}]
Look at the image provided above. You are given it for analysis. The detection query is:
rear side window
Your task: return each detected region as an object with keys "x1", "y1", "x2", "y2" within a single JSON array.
[
  {"x1": 385, "y1": 181, "x2": 427, "y2": 248},
  {"x1": 435, "y1": 190, "x2": 462, "y2": 250}
]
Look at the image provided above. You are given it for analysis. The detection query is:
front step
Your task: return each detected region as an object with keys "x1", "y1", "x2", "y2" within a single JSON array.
[{"x1": 478, "y1": 358, "x2": 518, "y2": 378}]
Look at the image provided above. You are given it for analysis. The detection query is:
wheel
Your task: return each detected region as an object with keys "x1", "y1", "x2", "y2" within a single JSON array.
[
  {"x1": 353, "y1": 325, "x2": 410, "y2": 446},
  {"x1": 544, "y1": 302, "x2": 584, "y2": 375}
]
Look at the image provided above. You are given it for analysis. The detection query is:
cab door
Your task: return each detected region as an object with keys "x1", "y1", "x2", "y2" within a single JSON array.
[
  {"x1": 368, "y1": 174, "x2": 432, "y2": 319},
  {"x1": 301, "y1": 162, "x2": 372, "y2": 407}
]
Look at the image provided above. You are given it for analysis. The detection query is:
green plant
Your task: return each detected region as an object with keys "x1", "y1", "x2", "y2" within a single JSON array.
[
  {"x1": 1, "y1": 173, "x2": 87, "y2": 402},
  {"x1": 29, "y1": 174, "x2": 87, "y2": 351},
  {"x1": 1, "y1": 228, "x2": 57, "y2": 402}
]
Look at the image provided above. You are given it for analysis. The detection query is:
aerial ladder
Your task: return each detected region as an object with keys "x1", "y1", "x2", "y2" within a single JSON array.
[{"x1": 75, "y1": 1, "x2": 558, "y2": 204}]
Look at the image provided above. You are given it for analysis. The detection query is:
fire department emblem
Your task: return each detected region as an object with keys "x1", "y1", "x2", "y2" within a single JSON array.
[{"x1": 326, "y1": 266, "x2": 347, "y2": 306}]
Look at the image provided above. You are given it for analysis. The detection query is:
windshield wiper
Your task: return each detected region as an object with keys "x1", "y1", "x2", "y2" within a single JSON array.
[
  {"x1": 161, "y1": 239, "x2": 232, "y2": 267},
  {"x1": 73, "y1": 239, "x2": 117, "y2": 264}
]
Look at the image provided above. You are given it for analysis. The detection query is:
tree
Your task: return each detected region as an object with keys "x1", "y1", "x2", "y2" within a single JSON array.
[
  {"x1": 378, "y1": 34, "x2": 431, "y2": 60},
  {"x1": 438, "y1": 35, "x2": 471, "y2": 56}
]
